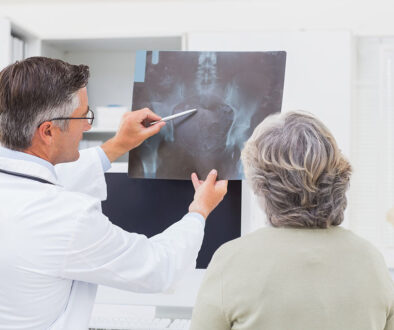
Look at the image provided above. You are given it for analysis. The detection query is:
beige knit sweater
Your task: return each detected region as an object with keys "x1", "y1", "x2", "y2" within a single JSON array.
[{"x1": 191, "y1": 226, "x2": 394, "y2": 330}]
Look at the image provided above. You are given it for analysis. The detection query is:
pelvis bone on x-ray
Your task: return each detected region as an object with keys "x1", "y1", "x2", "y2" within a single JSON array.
[{"x1": 128, "y1": 50, "x2": 286, "y2": 180}]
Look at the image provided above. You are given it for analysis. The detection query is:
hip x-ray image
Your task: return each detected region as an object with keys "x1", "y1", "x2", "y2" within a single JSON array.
[{"x1": 129, "y1": 50, "x2": 286, "y2": 180}]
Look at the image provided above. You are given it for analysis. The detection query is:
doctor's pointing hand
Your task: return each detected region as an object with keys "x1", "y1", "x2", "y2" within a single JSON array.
[
  {"x1": 0, "y1": 56, "x2": 227, "y2": 330},
  {"x1": 101, "y1": 108, "x2": 166, "y2": 162}
]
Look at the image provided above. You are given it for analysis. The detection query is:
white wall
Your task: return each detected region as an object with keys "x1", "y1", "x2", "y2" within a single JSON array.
[
  {"x1": 1, "y1": 0, "x2": 394, "y2": 39},
  {"x1": 351, "y1": 37, "x2": 394, "y2": 266},
  {"x1": 41, "y1": 46, "x2": 136, "y2": 108},
  {"x1": 40, "y1": 37, "x2": 182, "y2": 109},
  {"x1": 0, "y1": 18, "x2": 11, "y2": 70},
  {"x1": 64, "y1": 51, "x2": 135, "y2": 109}
]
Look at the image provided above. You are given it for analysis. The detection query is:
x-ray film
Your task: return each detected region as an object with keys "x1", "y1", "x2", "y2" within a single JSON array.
[{"x1": 128, "y1": 50, "x2": 286, "y2": 180}]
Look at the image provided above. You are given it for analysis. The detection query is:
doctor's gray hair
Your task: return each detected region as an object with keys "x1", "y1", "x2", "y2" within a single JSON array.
[
  {"x1": 241, "y1": 111, "x2": 352, "y2": 228},
  {"x1": 0, "y1": 57, "x2": 89, "y2": 150}
]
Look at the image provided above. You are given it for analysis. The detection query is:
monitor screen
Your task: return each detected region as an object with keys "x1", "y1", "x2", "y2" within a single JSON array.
[{"x1": 102, "y1": 173, "x2": 241, "y2": 269}]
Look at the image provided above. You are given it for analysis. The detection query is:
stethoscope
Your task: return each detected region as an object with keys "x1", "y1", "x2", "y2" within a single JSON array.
[{"x1": 0, "y1": 168, "x2": 54, "y2": 185}]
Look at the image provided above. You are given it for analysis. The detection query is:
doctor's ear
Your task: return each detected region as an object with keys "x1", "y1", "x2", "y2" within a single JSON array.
[{"x1": 36, "y1": 122, "x2": 55, "y2": 145}]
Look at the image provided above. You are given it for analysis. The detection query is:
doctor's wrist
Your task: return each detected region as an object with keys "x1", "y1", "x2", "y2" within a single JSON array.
[
  {"x1": 101, "y1": 137, "x2": 127, "y2": 163},
  {"x1": 188, "y1": 202, "x2": 210, "y2": 220}
]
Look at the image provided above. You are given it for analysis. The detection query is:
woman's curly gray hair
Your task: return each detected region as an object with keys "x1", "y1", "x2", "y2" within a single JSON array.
[{"x1": 241, "y1": 111, "x2": 352, "y2": 228}]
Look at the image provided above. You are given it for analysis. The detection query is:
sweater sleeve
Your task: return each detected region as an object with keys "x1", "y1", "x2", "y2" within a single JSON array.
[
  {"x1": 385, "y1": 283, "x2": 394, "y2": 330},
  {"x1": 386, "y1": 309, "x2": 394, "y2": 330}
]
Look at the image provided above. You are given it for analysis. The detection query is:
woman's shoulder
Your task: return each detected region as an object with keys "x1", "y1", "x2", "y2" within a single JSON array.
[
  {"x1": 212, "y1": 227, "x2": 277, "y2": 259},
  {"x1": 214, "y1": 225, "x2": 385, "y2": 262},
  {"x1": 334, "y1": 226, "x2": 387, "y2": 260}
]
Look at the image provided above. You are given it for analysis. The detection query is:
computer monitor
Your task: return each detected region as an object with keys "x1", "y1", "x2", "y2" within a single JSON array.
[
  {"x1": 102, "y1": 173, "x2": 242, "y2": 269},
  {"x1": 94, "y1": 170, "x2": 262, "y2": 308}
]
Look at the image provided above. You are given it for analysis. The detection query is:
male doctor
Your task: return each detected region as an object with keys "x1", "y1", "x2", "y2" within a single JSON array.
[{"x1": 0, "y1": 57, "x2": 228, "y2": 329}]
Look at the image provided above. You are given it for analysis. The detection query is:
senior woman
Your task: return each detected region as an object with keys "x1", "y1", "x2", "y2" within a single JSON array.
[{"x1": 190, "y1": 111, "x2": 394, "y2": 330}]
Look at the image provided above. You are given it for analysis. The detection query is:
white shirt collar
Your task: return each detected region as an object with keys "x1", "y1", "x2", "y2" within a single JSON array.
[{"x1": 0, "y1": 146, "x2": 57, "y2": 178}]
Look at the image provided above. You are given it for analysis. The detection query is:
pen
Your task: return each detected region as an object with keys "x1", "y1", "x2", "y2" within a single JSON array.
[{"x1": 150, "y1": 108, "x2": 197, "y2": 125}]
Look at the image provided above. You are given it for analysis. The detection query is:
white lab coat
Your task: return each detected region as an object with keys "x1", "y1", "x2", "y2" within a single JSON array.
[{"x1": 0, "y1": 148, "x2": 205, "y2": 330}]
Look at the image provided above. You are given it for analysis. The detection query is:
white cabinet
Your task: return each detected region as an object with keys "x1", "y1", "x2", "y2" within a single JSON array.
[
  {"x1": 0, "y1": 18, "x2": 11, "y2": 70},
  {"x1": 0, "y1": 18, "x2": 41, "y2": 70}
]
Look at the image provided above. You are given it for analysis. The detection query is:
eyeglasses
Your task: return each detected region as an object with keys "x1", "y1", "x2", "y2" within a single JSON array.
[{"x1": 38, "y1": 108, "x2": 95, "y2": 127}]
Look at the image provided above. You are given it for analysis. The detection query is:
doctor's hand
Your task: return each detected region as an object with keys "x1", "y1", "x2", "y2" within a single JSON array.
[
  {"x1": 188, "y1": 170, "x2": 228, "y2": 220},
  {"x1": 101, "y1": 108, "x2": 166, "y2": 162}
]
